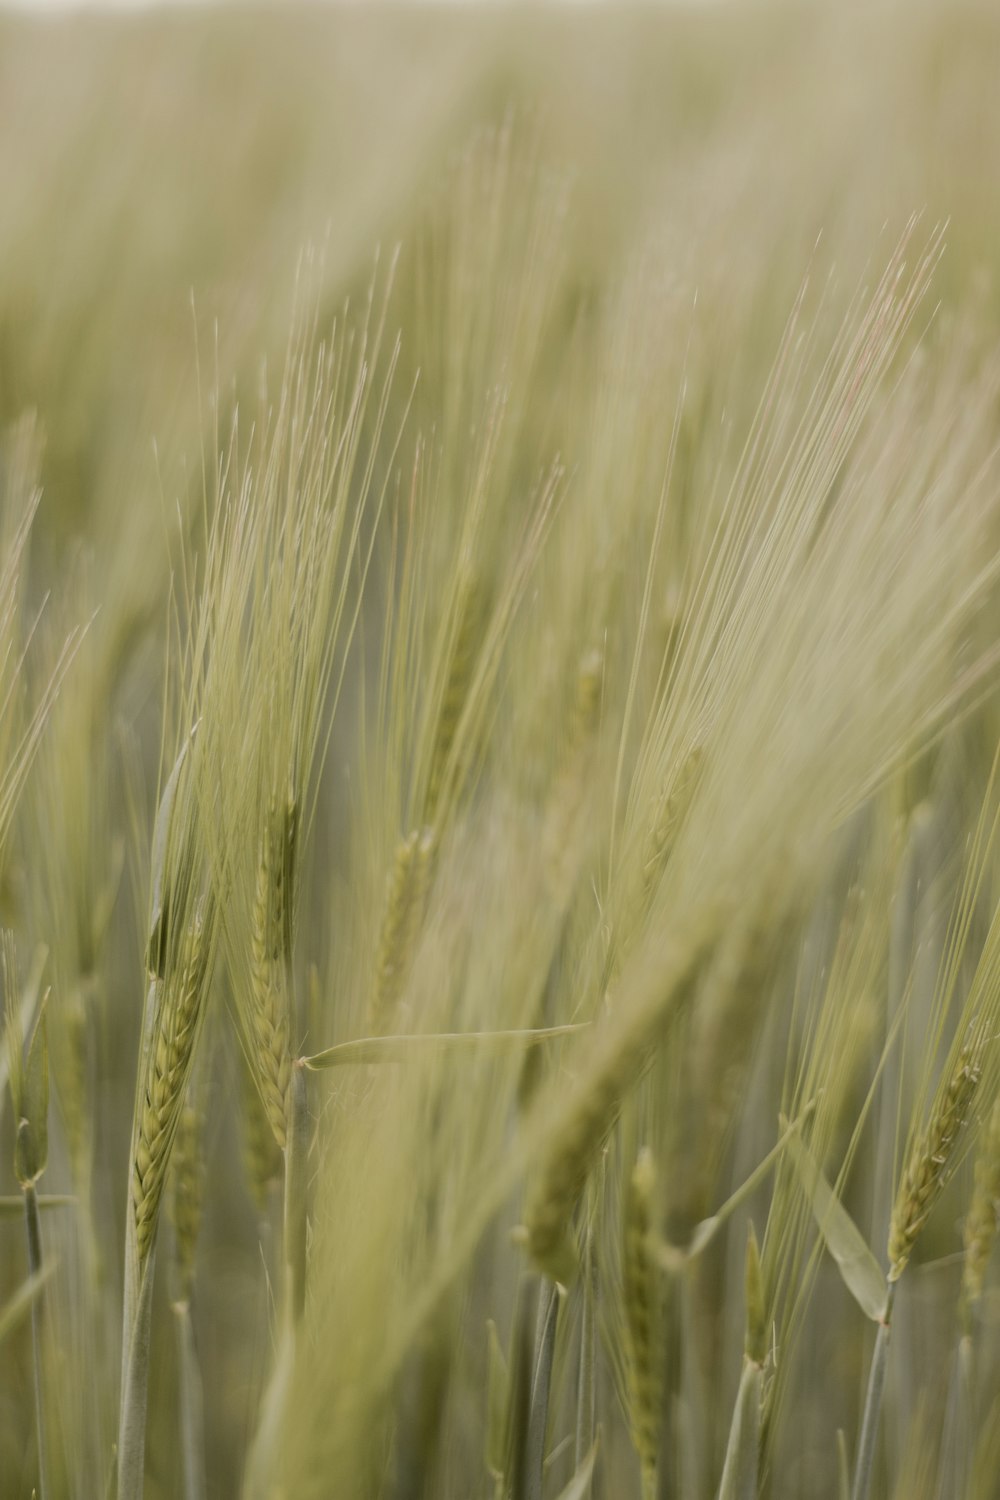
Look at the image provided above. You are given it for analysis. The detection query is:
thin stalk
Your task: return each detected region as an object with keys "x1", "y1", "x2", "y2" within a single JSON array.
[
  {"x1": 24, "y1": 1182, "x2": 50, "y2": 1500},
  {"x1": 117, "y1": 1257, "x2": 156, "y2": 1500},
  {"x1": 716, "y1": 1358, "x2": 762, "y2": 1500},
  {"x1": 680, "y1": 1267, "x2": 706, "y2": 1500},
  {"x1": 506, "y1": 1278, "x2": 536, "y2": 1495},
  {"x1": 117, "y1": 976, "x2": 159, "y2": 1500},
  {"x1": 284, "y1": 1061, "x2": 309, "y2": 1325},
  {"x1": 524, "y1": 1279, "x2": 560, "y2": 1500},
  {"x1": 575, "y1": 1237, "x2": 597, "y2": 1473},
  {"x1": 934, "y1": 1335, "x2": 972, "y2": 1500},
  {"x1": 173, "y1": 1301, "x2": 206, "y2": 1500},
  {"x1": 851, "y1": 1280, "x2": 896, "y2": 1500}
]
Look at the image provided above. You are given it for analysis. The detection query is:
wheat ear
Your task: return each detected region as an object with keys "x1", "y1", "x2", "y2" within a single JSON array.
[
  {"x1": 962, "y1": 1096, "x2": 1000, "y2": 1317},
  {"x1": 240, "y1": 1050, "x2": 283, "y2": 1218},
  {"x1": 132, "y1": 918, "x2": 207, "y2": 1268},
  {"x1": 169, "y1": 1101, "x2": 204, "y2": 1305},
  {"x1": 424, "y1": 571, "x2": 481, "y2": 825},
  {"x1": 525, "y1": 934, "x2": 708, "y2": 1281},
  {"x1": 371, "y1": 827, "x2": 436, "y2": 1032},
  {"x1": 249, "y1": 813, "x2": 294, "y2": 1149},
  {"x1": 888, "y1": 1043, "x2": 983, "y2": 1282},
  {"x1": 624, "y1": 1148, "x2": 662, "y2": 1500}
]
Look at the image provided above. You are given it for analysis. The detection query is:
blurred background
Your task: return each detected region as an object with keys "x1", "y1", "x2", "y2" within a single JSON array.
[{"x1": 3, "y1": 3, "x2": 1000, "y2": 1496}]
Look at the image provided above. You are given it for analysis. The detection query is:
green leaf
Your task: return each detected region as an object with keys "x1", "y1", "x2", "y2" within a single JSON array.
[
  {"x1": 302, "y1": 1024, "x2": 586, "y2": 1069},
  {"x1": 787, "y1": 1132, "x2": 887, "y2": 1322},
  {"x1": 554, "y1": 1440, "x2": 598, "y2": 1500}
]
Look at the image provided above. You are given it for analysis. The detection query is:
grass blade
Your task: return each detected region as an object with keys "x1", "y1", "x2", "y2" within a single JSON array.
[
  {"x1": 787, "y1": 1131, "x2": 887, "y2": 1322},
  {"x1": 555, "y1": 1440, "x2": 598, "y2": 1500},
  {"x1": 301, "y1": 1024, "x2": 586, "y2": 1069}
]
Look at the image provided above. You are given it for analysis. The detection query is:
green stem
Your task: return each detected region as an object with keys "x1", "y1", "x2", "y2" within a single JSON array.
[
  {"x1": 680, "y1": 1266, "x2": 706, "y2": 1500},
  {"x1": 173, "y1": 1301, "x2": 206, "y2": 1500},
  {"x1": 851, "y1": 1281, "x2": 896, "y2": 1500},
  {"x1": 523, "y1": 1279, "x2": 560, "y2": 1500},
  {"x1": 117, "y1": 1257, "x2": 156, "y2": 1500},
  {"x1": 934, "y1": 1335, "x2": 972, "y2": 1500},
  {"x1": 716, "y1": 1358, "x2": 762, "y2": 1500},
  {"x1": 117, "y1": 978, "x2": 160, "y2": 1500},
  {"x1": 24, "y1": 1183, "x2": 50, "y2": 1500},
  {"x1": 575, "y1": 1237, "x2": 597, "y2": 1474},
  {"x1": 283, "y1": 1062, "x2": 310, "y2": 1325},
  {"x1": 243, "y1": 1054, "x2": 310, "y2": 1500}
]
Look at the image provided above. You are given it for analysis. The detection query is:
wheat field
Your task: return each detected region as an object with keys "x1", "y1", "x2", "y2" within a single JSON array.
[{"x1": 3, "y1": 3, "x2": 1000, "y2": 1497}]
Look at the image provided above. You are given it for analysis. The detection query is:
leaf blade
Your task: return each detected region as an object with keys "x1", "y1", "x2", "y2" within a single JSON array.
[
  {"x1": 787, "y1": 1132, "x2": 887, "y2": 1322},
  {"x1": 554, "y1": 1440, "x2": 598, "y2": 1500}
]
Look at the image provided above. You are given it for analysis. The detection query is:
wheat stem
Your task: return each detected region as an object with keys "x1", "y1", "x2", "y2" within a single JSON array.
[
  {"x1": 23, "y1": 1182, "x2": 50, "y2": 1500},
  {"x1": 851, "y1": 1281, "x2": 895, "y2": 1500},
  {"x1": 117, "y1": 1254, "x2": 156, "y2": 1500},
  {"x1": 284, "y1": 1060, "x2": 310, "y2": 1325},
  {"x1": 519, "y1": 1279, "x2": 560, "y2": 1500},
  {"x1": 173, "y1": 1300, "x2": 206, "y2": 1500},
  {"x1": 574, "y1": 1229, "x2": 597, "y2": 1474},
  {"x1": 120, "y1": 914, "x2": 209, "y2": 1500}
]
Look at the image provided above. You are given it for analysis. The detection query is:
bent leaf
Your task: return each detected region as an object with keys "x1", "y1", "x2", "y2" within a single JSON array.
[
  {"x1": 555, "y1": 1440, "x2": 598, "y2": 1500},
  {"x1": 787, "y1": 1131, "x2": 887, "y2": 1322}
]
